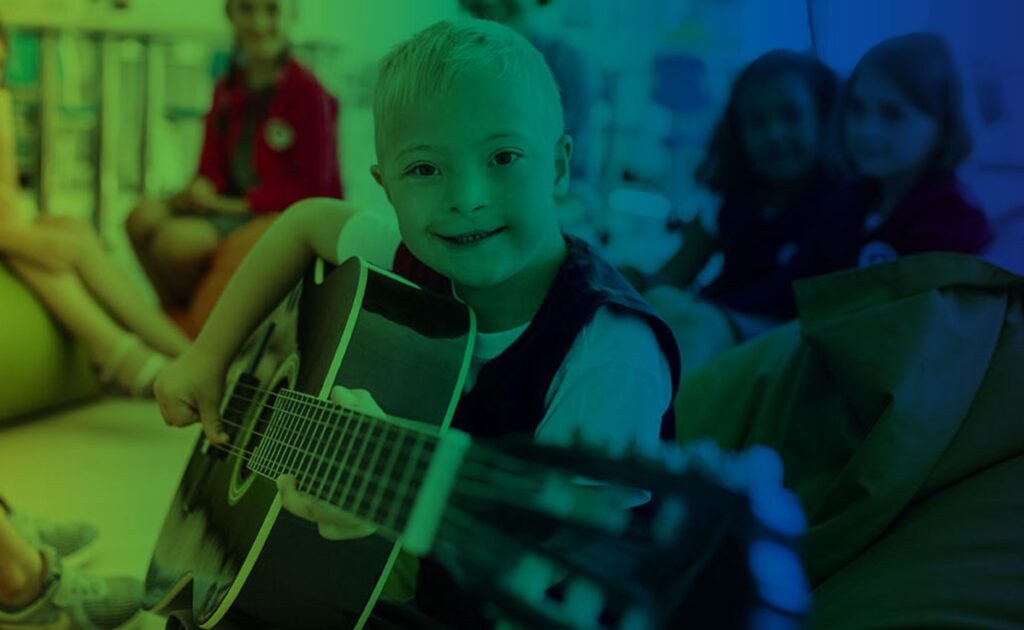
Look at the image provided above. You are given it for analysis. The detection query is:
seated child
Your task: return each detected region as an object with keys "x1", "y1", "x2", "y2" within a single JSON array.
[
  {"x1": 0, "y1": 504, "x2": 142, "y2": 630},
  {"x1": 0, "y1": 23, "x2": 188, "y2": 396},
  {"x1": 813, "y1": 32, "x2": 993, "y2": 271},
  {"x1": 154, "y1": 17, "x2": 680, "y2": 627},
  {"x1": 622, "y1": 49, "x2": 842, "y2": 373}
]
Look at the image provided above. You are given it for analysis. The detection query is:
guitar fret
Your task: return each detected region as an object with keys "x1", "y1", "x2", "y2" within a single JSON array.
[
  {"x1": 236, "y1": 392, "x2": 267, "y2": 475},
  {"x1": 345, "y1": 422, "x2": 378, "y2": 516},
  {"x1": 352, "y1": 422, "x2": 385, "y2": 520},
  {"x1": 299, "y1": 397, "x2": 328, "y2": 493},
  {"x1": 262, "y1": 394, "x2": 286, "y2": 477},
  {"x1": 327, "y1": 411, "x2": 365, "y2": 506},
  {"x1": 386, "y1": 432, "x2": 427, "y2": 533},
  {"x1": 273, "y1": 393, "x2": 295, "y2": 478},
  {"x1": 242, "y1": 384, "x2": 450, "y2": 537},
  {"x1": 335, "y1": 414, "x2": 374, "y2": 512},
  {"x1": 316, "y1": 407, "x2": 353, "y2": 499},
  {"x1": 284, "y1": 392, "x2": 305, "y2": 478},
  {"x1": 314, "y1": 399, "x2": 342, "y2": 495},
  {"x1": 369, "y1": 426, "x2": 405, "y2": 528},
  {"x1": 275, "y1": 392, "x2": 294, "y2": 477},
  {"x1": 354, "y1": 423, "x2": 392, "y2": 520}
]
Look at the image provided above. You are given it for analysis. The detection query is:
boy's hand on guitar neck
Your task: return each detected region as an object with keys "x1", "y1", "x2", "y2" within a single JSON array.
[
  {"x1": 154, "y1": 349, "x2": 231, "y2": 445},
  {"x1": 276, "y1": 386, "x2": 385, "y2": 541}
]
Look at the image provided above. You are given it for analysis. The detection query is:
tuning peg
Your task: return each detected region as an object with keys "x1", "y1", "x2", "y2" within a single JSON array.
[
  {"x1": 652, "y1": 496, "x2": 688, "y2": 548},
  {"x1": 619, "y1": 606, "x2": 654, "y2": 630},
  {"x1": 748, "y1": 540, "x2": 811, "y2": 615},
  {"x1": 536, "y1": 475, "x2": 574, "y2": 518},
  {"x1": 685, "y1": 439, "x2": 726, "y2": 473},
  {"x1": 503, "y1": 552, "x2": 557, "y2": 605},
  {"x1": 562, "y1": 578, "x2": 606, "y2": 628},
  {"x1": 748, "y1": 484, "x2": 805, "y2": 538},
  {"x1": 655, "y1": 441, "x2": 686, "y2": 473},
  {"x1": 719, "y1": 445, "x2": 784, "y2": 493}
]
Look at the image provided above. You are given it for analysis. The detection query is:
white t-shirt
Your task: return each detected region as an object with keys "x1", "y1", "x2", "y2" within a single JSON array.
[{"x1": 334, "y1": 210, "x2": 673, "y2": 456}]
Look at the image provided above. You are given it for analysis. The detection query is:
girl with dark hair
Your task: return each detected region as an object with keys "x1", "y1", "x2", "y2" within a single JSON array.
[
  {"x1": 625, "y1": 49, "x2": 842, "y2": 373},
  {"x1": 127, "y1": 0, "x2": 344, "y2": 310},
  {"x1": 817, "y1": 32, "x2": 992, "y2": 270}
]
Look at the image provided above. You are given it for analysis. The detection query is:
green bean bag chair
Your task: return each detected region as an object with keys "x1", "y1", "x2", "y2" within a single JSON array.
[
  {"x1": 675, "y1": 253, "x2": 1024, "y2": 628},
  {"x1": 0, "y1": 262, "x2": 98, "y2": 424}
]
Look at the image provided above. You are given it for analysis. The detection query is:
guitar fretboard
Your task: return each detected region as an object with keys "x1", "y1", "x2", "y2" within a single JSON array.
[{"x1": 226, "y1": 386, "x2": 440, "y2": 536}]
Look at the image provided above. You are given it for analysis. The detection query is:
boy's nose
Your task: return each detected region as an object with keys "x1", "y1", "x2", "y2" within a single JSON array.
[{"x1": 447, "y1": 176, "x2": 489, "y2": 214}]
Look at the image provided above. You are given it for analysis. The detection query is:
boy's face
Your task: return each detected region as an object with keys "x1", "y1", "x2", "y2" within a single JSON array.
[{"x1": 373, "y1": 71, "x2": 570, "y2": 292}]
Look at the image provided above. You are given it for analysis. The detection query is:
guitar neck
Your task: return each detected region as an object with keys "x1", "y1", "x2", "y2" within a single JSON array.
[{"x1": 240, "y1": 386, "x2": 444, "y2": 537}]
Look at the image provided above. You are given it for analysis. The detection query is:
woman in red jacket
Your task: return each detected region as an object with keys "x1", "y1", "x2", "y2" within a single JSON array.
[{"x1": 127, "y1": 0, "x2": 343, "y2": 309}]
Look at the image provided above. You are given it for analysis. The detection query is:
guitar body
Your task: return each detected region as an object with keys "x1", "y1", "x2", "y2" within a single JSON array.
[{"x1": 144, "y1": 258, "x2": 474, "y2": 629}]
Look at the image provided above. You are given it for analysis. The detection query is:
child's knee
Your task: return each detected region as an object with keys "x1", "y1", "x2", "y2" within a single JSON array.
[
  {"x1": 126, "y1": 199, "x2": 169, "y2": 243},
  {"x1": 151, "y1": 222, "x2": 218, "y2": 266}
]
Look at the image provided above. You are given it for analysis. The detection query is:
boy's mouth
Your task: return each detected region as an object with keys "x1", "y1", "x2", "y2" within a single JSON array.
[{"x1": 436, "y1": 227, "x2": 506, "y2": 245}]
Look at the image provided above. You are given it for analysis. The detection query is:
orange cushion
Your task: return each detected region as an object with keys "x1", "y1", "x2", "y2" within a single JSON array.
[{"x1": 181, "y1": 214, "x2": 279, "y2": 337}]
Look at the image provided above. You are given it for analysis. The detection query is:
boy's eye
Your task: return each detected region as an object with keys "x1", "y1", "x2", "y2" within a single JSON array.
[
  {"x1": 406, "y1": 163, "x2": 439, "y2": 177},
  {"x1": 491, "y1": 151, "x2": 520, "y2": 166}
]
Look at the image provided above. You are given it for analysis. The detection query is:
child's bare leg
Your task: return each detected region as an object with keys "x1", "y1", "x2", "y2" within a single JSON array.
[
  {"x1": 8, "y1": 260, "x2": 160, "y2": 392},
  {"x1": 9, "y1": 259, "x2": 124, "y2": 361},
  {"x1": 149, "y1": 217, "x2": 221, "y2": 307},
  {"x1": 126, "y1": 198, "x2": 179, "y2": 308},
  {"x1": 0, "y1": 511, "x2": 45, "y2": 609},
  {"x1": 49, "y1": 217, "x2": 190, "y2": 355}
]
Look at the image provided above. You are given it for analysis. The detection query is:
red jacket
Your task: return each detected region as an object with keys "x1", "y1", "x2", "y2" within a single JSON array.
[{"x1": 197, "y1": 57, "x2": 344, "y2": 214}]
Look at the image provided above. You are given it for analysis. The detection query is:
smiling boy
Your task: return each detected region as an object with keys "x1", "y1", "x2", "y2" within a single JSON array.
[{"x1": 155, "y1": 17, "x2": 679, "y2": 627}]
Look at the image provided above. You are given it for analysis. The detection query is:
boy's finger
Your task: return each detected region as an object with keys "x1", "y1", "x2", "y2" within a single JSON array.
[
  {"x1": 158, "y1": 397, "x2": 199, "y2": 428},
  {"x1": 199, "y1": 395, "x2": 229, "y2": 444},
  {"x1": 276, "y1": 475, "x2": 308, "y2": 516},
  {"x1": 331, "y1": 386, "x2": 385, "y2": 417}
]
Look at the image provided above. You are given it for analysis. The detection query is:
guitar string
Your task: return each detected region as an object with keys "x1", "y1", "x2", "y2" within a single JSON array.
[
  {"x1": 207, "y1": 415, "x2": 550, "y2": 503},
  {"x1": 208, "y1": 422, "x2": 548, "y2": 510},
  {"x1": 204, "y1": 437, "x2": 549, "y2": 533},
  {"x1": 222, "y1": 382, "x2": 556, "y2": 478},
  {"x1": 208, "y1": 401, "x2": 599, "y2": 504}
]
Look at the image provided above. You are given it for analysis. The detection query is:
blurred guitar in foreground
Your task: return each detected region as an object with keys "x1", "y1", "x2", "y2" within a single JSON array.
[{"x1": 144, "y1": 257, "x2": 809, "y2": 629}]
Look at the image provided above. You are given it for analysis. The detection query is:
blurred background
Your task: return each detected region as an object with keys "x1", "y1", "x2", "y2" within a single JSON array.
[{"x1": 1, "y1": 0, "x2": 1020, "y2": 278}]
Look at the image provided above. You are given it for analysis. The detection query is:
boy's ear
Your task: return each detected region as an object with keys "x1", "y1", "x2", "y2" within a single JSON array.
[
  {"x1": 553, "y1": 134, "x2": 573, "y2": 197},
  {"x1": 370, "y1": 165, "x2": 392, "y2": 202}
]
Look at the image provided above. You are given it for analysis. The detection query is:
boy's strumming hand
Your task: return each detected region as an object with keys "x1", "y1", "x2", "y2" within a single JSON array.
[
  {"x1": 154, "y1": 350, "x2": 230, "y2": 445},
  {"x1": 276, "y1": 386, "x2": 386, "y2": 541}
]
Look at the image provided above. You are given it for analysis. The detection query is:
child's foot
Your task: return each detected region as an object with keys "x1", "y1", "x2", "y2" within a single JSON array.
[
  {"x1": 6, "y1": 511, "x2": 98, "y2": 568},
  {"x1": 0, "y1": 547, "x2": 142, "y2": 629},
  {"x1": 97, "y1": 335, "x2": 167, "y2": 398}
]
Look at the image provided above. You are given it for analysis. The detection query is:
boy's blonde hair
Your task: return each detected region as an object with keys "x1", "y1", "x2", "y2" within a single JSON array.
[{"x1": 373, "y1": 18, "x2": 564, "y2": 158}]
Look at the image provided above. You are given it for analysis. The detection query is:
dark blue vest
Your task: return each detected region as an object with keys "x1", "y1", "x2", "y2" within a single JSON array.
[
  {"x1": 393, "y1": 233, "x2": 680, "y2": 442},
  {"x1": 384, "y1": 234, "x2": 680, "y2": 628}
]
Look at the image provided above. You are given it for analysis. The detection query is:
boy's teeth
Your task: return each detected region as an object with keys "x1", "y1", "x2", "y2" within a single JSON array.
[{"x1": 448, "y1": 230, "x2": 497, "y2": 244}]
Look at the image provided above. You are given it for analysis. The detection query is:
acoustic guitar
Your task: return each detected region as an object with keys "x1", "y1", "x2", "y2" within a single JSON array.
[{"x1": 144, "y1": 257, "x2": 808, "y2": 629}]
